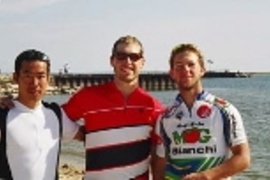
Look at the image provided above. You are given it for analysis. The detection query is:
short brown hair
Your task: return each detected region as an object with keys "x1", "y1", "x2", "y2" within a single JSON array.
[
  {"x1": 111, "y1": 35, "x2": 144, "y2": 57},
  {"x1": 169, "y1": 43, "x2": 205, "y2": 69}
]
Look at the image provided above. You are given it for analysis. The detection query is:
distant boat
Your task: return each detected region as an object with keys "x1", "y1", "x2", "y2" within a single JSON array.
[{"x1": 204, "y1": 71, "x2": 252, "y2": 78}]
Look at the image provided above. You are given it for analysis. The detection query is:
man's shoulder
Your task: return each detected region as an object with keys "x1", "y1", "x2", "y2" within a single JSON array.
[
  {"x1": 0, "y1": 108, "x2": 10, "y2": 121},
  {"x1": 42, "y1": 101, "x2": 60, "y2": 107},
  {"x1": 74, "y1": 82, "x2": 110, "y2": 95},
  {"x1": 42, "y1": 101, "x2": 61, "y2": 111},
  {"x1": 137, "y1": 86, "x2": 157, "y2": 99},
  {"x1": 42, "y1": 101, "x2": 62, "y2": 120},
  {"x1": 0, "y1": 108, "x2": 10, "y2": 142},
  {"x1": 202, "y1": 92, "x2": 231, "y2": 108},
  {"x1": 0, "y1": 108, "x2": 10, "y2": 113},
  {"x1": 212, "y1": 97, "x2": 238, "y2": 112},
  {"x1": 137, "y1": 88, "x2": 164, "y2": 109},
  {"x1": 198, "y1": 92, "x2": 241, "y2": 117}
]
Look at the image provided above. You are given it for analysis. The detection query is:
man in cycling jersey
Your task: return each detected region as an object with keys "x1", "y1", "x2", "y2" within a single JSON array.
[
  {"x1": 62, "y1": 35, "x2": 164, "y2": 179},
  {"x1": 152, "y1": 44, "x2": 250, "y2": 180}
]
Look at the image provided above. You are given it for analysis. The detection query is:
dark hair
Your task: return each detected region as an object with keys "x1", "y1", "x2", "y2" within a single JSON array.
[
  {"x1": 111, "y1": 35, "x2": 144, "y2": 57},
  {"x1": 169, "y1": 43, "x2": 205, "y2": 69},
  {"x1": 15, "y1": 49, "x2": 51, "y2": 74}
]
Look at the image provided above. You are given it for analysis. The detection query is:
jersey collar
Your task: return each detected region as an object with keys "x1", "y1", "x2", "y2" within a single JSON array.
[{"x1": 175, "y1": 90, "x2": 209, "y2": 104}]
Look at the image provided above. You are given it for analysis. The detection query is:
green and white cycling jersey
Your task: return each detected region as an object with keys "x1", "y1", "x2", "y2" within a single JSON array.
[{"x1": 155, "y1": 91, "x2": 247, "y2": 180}]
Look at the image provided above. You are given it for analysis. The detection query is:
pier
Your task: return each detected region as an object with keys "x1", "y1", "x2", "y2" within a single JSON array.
[
  {"x1": 0, "y1": 71, "x2": 252, "y2": 96},
  {"x1": 53, "y1": 71, "x2": 251, "y2": 92},
  {"x1": 53, "y1": 73, "x2": 176, "y2": 92}
]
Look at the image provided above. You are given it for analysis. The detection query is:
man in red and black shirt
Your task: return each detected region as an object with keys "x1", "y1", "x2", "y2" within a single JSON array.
[{"x1": 63, "y1": 35, "x2": 164, "y2": 180}]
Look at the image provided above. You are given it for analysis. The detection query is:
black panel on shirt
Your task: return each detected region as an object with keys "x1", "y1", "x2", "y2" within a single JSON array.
[{"x1": 86, "y1": 138, "x2": 151, "y2": 171}]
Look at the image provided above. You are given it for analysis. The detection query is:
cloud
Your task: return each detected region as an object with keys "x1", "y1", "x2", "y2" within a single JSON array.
[{"x1": 0, "y1": 0, "x2": 67, "y2": 14}]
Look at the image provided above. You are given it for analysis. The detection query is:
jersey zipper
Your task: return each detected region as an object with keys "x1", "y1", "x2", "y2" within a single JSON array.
[{"x1": 188, "y1": 107, "x2": 192, "y2": 118}]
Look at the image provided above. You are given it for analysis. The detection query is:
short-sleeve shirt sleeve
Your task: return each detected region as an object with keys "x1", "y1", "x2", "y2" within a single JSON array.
[{"x1": 61, "y1": 108, "x2": 79, "y2": 140}]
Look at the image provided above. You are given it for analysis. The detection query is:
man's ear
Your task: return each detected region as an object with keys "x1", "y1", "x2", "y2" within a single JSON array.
[
  {"x1": 200, "y1": 66, "x2": 206, "y2": 77},
  {"x1": 110, "y1": 56, "x2": 114, "y2": 67},
  {"x1": 140, "y1": 58, "x2": 145, "y2": 69},
  {"x1": 169, "y1": 69, "x2": 174, "y2": 80},
  {"x1": 13, "y1": 73, "x2": 18, "y2": 84},
  {"x1": 48, "y1": 75, "x2": 52, "y2": 84}
]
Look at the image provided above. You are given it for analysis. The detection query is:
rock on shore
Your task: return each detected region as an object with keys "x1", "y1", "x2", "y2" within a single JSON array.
[{"x1": 59, "y1": 163, "x2": 84, "y2": 180}]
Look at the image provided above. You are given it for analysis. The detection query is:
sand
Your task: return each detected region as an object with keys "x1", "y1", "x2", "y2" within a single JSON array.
[
  {"x1": 58, "y1": 163, "x2": 153, "y2": 180},
  {"x1": 59, "y1": 163, "x2": 84, "y2": 180}
]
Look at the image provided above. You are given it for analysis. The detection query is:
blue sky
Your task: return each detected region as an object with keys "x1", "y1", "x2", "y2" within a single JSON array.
[{"x1": 1, "y1": 0, "x2": 269, "y2": 73}]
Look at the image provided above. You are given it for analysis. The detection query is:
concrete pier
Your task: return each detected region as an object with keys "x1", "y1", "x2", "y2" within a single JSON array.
[
  {"x1": 52, "y1": 71, "x2": 251, "y2": 92},
  {"x1": 53, "y1": 73, "x2": 176, "y2": 91},
  {"x1": 0, "y1": 71, "x2": 252, "y2": 95}
]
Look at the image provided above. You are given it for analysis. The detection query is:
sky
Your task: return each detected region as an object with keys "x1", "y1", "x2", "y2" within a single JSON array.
[{"x1": 0, "y1": 0, "x2": 270, "y2": 74}]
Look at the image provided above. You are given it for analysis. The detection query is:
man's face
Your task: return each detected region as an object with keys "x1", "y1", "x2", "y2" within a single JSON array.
[
  {"x1": 169, "y1": 51, "x2": 205, "y2": 90},
  {"x1": 13, "y1": 60, "x2": 49, "y2": 102},
  {"x1": 110, "y1": 43, "x2": 145, "y2": 83}
]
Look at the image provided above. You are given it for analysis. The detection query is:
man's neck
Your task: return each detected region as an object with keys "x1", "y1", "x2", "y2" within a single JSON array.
[
  {"x1": 179, "y1": 87, "x2": 203, "y2": 110},
  {"x1": 114, "y1": 79, "x2": 138, "y2": 98},
  {"x1": 16, "y1": 97, "x2": 42, "y2": 109}
]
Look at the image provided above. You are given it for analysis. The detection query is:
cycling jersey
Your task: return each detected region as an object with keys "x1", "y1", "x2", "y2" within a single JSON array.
[
  {"x1": 62, "y1": 81, "x2": 163, "y2": 180},
  {"x1": 155, "y1": 91, "x2": 247, "y2": 180}
]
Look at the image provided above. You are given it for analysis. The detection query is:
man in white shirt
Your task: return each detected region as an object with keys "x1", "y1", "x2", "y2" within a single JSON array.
[
  {"x1": 152, "y1": 44, "x2": 250, "y2": 180},
  {"x1": 0, "y1": 49, "x2": 81, "y2": 180}
]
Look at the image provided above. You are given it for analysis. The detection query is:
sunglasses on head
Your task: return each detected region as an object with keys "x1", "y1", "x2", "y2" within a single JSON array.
[{"x1": 113, "y1": 52, "x2": 143, "y2": 62}]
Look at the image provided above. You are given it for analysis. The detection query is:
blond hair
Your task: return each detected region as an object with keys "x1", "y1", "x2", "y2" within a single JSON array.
[
  {"x1": 111, "y1": 35, "x2": 144, "y2": 56},
  {"x1": 169, "y1": 43, "x2": 205, "y2": 69}
]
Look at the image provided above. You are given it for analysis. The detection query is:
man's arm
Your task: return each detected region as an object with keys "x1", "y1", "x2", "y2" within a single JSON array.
[
  {"x1": 151, "y1": 114, "x2": 167, "y2": 180},
  {"x1": 61, "y1": 108, "x2": 84, "y2": 141},
  {"x1": 184, "y1": 103, "x2": 250, "y2": 180},
  {"x1": 0, "y1": 96, "x2": 14, "y2": 109},
  {"x1": 61, "y1": 87, "x2": 89, "y2": 141},
  {"x1": 183, "y1": 143, "x2": 250, "y2": 180},
  {"x1": 151, "y1": 148, "x2": 166, "y2": 180},
  {"x1": 204, "y1": 143, "x2": 250, "y2": 179}
]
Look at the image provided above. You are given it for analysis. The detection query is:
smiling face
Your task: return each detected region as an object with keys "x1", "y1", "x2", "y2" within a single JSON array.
[
  {"x1": 13, "y1": 60, "x2": 49, "y2": 107},
  {"x1": 169, "y1": 51, "x2": 205, "y2": 91},
  {"x1": 110, "y1": 42, "x2": 145, "y2": 84}
]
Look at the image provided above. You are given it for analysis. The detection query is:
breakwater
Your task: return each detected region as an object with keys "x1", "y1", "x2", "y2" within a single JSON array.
[
  {"x1": 53, "y1": 73, "x2": 176, "y2": 91},
  {"x1": 53, "y1": 71, "x2": 251, "y2": 92},
  {"x1": 0, "y1": 71, "x2": 252, "y2": 96}
]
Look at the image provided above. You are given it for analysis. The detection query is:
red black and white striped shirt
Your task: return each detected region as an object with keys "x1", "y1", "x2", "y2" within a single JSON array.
[{"x1": 62, "y1": 81, "x2": 163, "y2": 179}]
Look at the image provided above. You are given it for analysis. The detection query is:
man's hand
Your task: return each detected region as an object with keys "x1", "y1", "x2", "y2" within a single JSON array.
[
  {"x1": 182, "y1": 172, "x2": 210, "y2": 180},
  {"x1": 73, "y1": 126, "x2": 85, "y2": 141},
  {"x1": 0, "y1": 95, "x2": 14, "y2": 109}
]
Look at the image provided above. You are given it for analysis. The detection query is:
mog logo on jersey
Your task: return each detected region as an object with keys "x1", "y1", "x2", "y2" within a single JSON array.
[
  {"x1": 172, "y1": 128, "x2": 211, "y2": 144},
  {"x1": 171, "y1": 128, "x2": 217, "y2": 155}
]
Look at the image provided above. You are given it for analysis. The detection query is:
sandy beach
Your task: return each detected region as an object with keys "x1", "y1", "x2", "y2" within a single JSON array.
[{"x1": 59, "y1": 163, "x2": 84, "y2": 180}]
